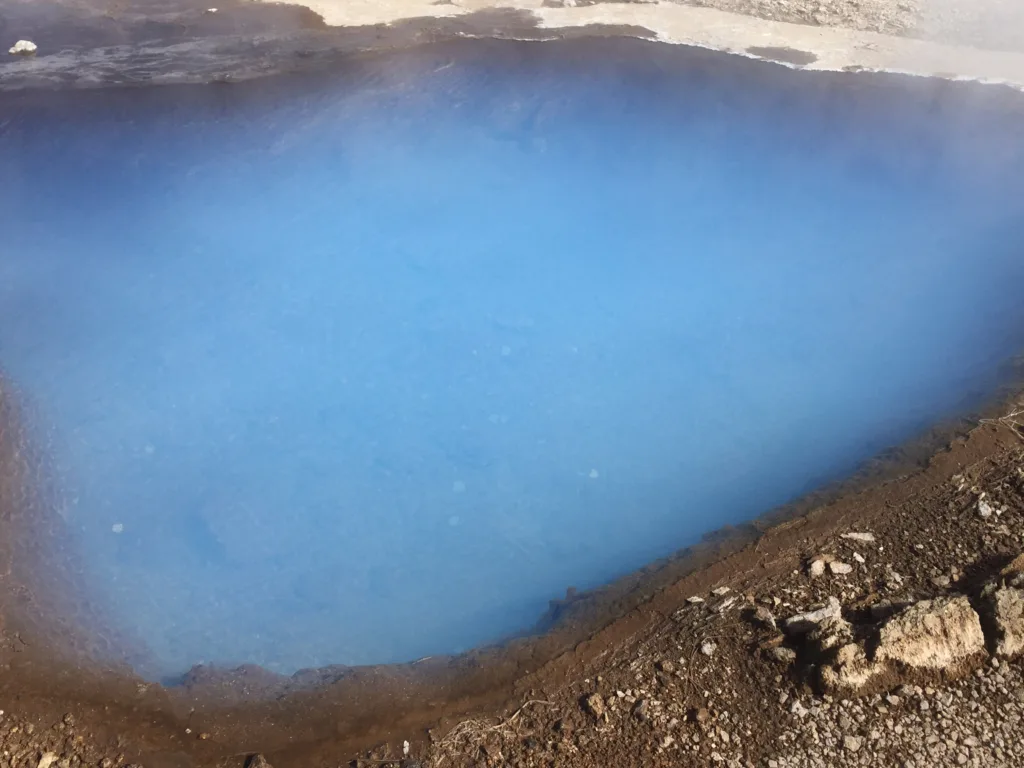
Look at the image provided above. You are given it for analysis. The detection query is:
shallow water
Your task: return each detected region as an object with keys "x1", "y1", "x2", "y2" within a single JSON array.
[{"x1": 1, "y1": 40, "x2": 1023, "y2": 679}]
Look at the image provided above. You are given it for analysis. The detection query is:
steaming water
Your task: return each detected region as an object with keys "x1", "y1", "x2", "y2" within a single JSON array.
[{"x1": 1, "y1": 41, "x2": 1023, "y2": 679}]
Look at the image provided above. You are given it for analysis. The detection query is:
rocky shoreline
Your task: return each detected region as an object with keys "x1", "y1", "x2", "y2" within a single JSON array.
[{"x1": 397, "y1": 409, "x2": 1024, "y2": 768}]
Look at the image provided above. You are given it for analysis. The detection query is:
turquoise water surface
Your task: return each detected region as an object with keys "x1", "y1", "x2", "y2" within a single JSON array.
[{"x1": 1, "y1": 40, "x2": 1023, "y2": 679}]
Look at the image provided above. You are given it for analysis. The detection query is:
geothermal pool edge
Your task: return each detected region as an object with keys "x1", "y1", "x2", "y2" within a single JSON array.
[{"x1": 3, "y1": 4, "x2": 1024, "y2": 766}]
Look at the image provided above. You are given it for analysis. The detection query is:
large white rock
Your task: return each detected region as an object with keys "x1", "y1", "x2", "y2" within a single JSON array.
[
  {"x1": 874, "y1": 596, "x2": 985, "y2": 669},
  {"x1": 8, "y1": 40, "x2": 37, "y2": 56},
  {"x1": 991, "y1": 587, "x2": 1024, "y2": 658}
]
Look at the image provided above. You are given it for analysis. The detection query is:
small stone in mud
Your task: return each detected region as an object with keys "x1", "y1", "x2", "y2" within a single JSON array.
[
  {"x1": 632, "y1": 699, "x2": 650, "y2": 722},
  {"x1": 753, "y1": 605, "x2": 777, "y2": 630},
  {"x1": 246, "y1": 755, "x2": 273, "y2": 768},
  {"x1": 830, "y1": 561, "x2": 853, "y2": 575},
  {"x1": 841, "y1": 532, "x2": 876, "y2": 543},
  {"x1": 809, "y1": 559, "x2": 826, "y2": 578},
  {"x1": 769, "y1": 646, "x2": 797, "y2": 664},
  {"x1": 582, "y1": 692, "x2": 605, "y2": 719},
  {"x1": 37, "y1": 755, "x2": 57, "y2": 768},
  {"x1": 979, "y1": 498, "x2": 994, "y2": 518},
  {"x1": 1002, "y1": 552, "x2": 1024, "y2": 577},
  {"x1": 62, "y1": 713, "x2": 75, "y2": 726},
  {"x1": 843, "y1": 735, "x2": 863, "y2": 752},
  {"x1": 700, "y1": 641, "x2": 717, "y2": 657},
  {"x1": 687, "y1": 596, "x2": 705, "y2": 604},
  {"x1": 711, "y1": 586, "x2": 731, "y2": 596},
  {"x1": 655, "y1": 659, "x2": 675, "y2": 673}
]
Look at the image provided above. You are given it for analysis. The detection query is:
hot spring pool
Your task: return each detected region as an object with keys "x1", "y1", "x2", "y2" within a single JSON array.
[{"x1": 1, "y1": 39, "x2": 1023, "y2": 680}]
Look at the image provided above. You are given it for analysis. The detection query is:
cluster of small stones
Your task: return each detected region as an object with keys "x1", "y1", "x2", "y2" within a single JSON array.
[
  {"x1": 0, "y1": 711, "x2": 133, "y2": 768},
  {"x1": 770, "y1": 659, "x2": 1024, "y2": 766}
]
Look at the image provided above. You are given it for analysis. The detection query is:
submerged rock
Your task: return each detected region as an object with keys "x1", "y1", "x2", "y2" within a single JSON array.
[
  {"x1": 874, "y1": 596, "x2": 985, "y2": 670},
  {"x1": 8, "y1": 40, "x2": 37, "y2": 56}
]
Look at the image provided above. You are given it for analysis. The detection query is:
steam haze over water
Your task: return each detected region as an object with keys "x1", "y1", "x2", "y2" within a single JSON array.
[{"x1": 1, "y1": 41, "x2": 1023, "y2": 679}]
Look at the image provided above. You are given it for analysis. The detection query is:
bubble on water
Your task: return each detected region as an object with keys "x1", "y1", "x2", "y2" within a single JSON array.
[
  {"x1": 589, "y1": 469, "x2": 600, "y2": 479},
  {"x1": 111, "y1": 523, "x2": 124, "y2": 534}
]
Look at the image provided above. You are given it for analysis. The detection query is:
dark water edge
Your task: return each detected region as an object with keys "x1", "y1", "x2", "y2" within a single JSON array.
[
  {"x1": 1, "y1": 29, "x2": 1024, "y2": 765},
  {"x1": 0, "y1": 2, "x2": 661, "y2": 91}
]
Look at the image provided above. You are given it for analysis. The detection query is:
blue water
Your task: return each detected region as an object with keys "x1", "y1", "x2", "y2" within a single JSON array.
[{"x1": 1, "y1": 41, "x2": 1023, "y2": 679}]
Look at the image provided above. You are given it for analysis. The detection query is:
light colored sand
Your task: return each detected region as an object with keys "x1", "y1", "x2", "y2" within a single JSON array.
[{"x1": 250, "y1": 0, "x2": 1024, "y2": 89}]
